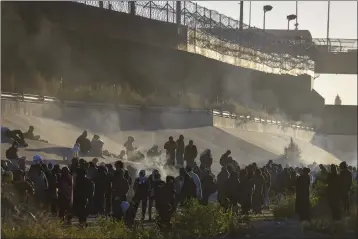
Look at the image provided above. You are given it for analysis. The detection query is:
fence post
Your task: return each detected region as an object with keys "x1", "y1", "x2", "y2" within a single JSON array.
[
  {"x1": 194, "y1": 3, "x2": 198, "y2": 51},
  {"x1": 183, "y1": 1, "x2": 186, "y2": 25},
  {"x1": 176, "y1": 1, "x2": 181, "y2": 25},
  {"x1": 166, "y1": 1, "x2": 169, "y2": 22},
  {"x1": 209, "y1": 10, "x2": 212, "y2": 28},
  {"x1": 129, "y1": 1, "x2": 136, "y2": 15},
  {"x1": 219, "y1": 14, "x2": 222, "y2": 40},
  {"x1": 149, "y1": 1, "x2": 152, "y2": 19}
]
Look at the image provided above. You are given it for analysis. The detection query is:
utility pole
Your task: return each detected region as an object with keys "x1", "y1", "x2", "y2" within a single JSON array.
[
  {"x1": 295, "y1": 1, "x2": 299, "y2": 30},
  {"x1": 239, "y1": 1, "x2": 244, "y2": 31},
  {"x1": 327, "y1": 1, "x2": 331, "y2": 50},
  {"x1": 249, "y1": 1, "x2": 252, "y2": 27}
]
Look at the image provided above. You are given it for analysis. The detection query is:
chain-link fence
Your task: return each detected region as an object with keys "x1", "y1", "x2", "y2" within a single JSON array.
[{"x1": 76, "y1": 1, "x2": 315, "y2": 75}]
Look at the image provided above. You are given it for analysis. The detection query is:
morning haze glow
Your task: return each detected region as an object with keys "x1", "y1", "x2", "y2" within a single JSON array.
[{"x1": 197, "y1": 1, "x2": 357, "y2": 105}]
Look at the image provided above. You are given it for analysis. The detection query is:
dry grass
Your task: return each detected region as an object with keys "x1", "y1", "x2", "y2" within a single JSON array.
[{"x1": 1, "y1": 188, "x2": 246, "y2": 239}]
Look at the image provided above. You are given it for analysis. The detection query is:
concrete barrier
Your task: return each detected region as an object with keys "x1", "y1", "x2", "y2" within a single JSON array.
[
  {"x1": 1, "y1": 100, "x2": 213, "y2": 131},
  {"x1": 213, "y1": 115, "x2": 315, "y2": 142}
]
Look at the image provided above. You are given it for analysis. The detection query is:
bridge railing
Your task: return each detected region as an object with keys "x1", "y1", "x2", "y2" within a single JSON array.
[
  {"x1": 312, "y1": 38, "x2": 358, "y2": 52},
  {"x1": 1, "y1": 91, "x2": 315, "y2": 132},
  {"x1": 75, "y1": 1, "x2": 314, "y2": 75}
]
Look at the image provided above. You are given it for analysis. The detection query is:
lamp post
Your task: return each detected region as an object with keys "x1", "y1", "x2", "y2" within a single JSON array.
[
  {"x1": 294, "y1": 1, "x2": 299, "y2": 30},
  {"x1": 263, "y1": 5, "x2": 273, "y2": 30},
  {"x1": 287, "y1": 14, "x2": 297, "y2": 30}
]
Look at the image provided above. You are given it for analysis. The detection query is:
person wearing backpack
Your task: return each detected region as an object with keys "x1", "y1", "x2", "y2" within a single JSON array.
[{"x1": 112, "y1": 165, "x2": 129, "y2": 220}]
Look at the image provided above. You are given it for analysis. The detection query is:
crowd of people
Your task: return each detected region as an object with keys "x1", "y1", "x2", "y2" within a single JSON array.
[{"x1": 1, "y1": 129, "x2": 357, "y2": 229}]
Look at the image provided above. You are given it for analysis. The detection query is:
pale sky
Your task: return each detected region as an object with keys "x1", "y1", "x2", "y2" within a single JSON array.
[{"x1": 196, "y1": 1, "x2": 357, "y2": 105}]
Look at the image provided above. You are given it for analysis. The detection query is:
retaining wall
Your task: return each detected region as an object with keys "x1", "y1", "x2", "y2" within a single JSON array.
[
  {"x1": 213, "y1": 115, "x2": 315, "y2": 142},
  {"x1": 1, "y1": 100, "x2": 213, "y2": 131}
]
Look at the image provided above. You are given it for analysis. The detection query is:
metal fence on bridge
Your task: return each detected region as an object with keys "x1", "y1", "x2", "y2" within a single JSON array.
[
  {"x1": 77, "y1": 1, "x2": 315, "y2": 75},
  {"x1": 312, "y1": 38, "x2": 358, "y2": 53}
]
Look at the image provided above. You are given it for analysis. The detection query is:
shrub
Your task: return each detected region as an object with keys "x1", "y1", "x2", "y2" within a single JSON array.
[
  {"x1": 302, "y1": 205, "x2": 357, "y2": 236},
  {"x1": 271, "y1": 193, "x2": 296, "y2": 220},
  {"x1": 170, "y1": 199, "x2": 233, "y2": 238},
  {"x1": 2, "y1": 198, "x2": 246, "y2": 239},
  {"x1": 271, "y1": 193, "x2": 319, "y2": 220}
]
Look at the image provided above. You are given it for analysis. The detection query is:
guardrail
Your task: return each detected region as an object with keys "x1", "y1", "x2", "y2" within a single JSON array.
[{"x1": 1, "y1": 92, "x2": 315, "y2": 131}]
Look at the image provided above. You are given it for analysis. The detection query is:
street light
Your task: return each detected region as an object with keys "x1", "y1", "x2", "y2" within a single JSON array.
[
  {"x1": 287, "y1": 14, "x2": 297, "y2": 30},
  {"x1": 263, "y1": 5, "x2": 273, "y2": 30}
]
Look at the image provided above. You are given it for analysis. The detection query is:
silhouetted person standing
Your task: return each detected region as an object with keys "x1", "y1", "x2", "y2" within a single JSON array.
[
  {"x1": 295, "y1": 168, "x2": 311, "y2": 221},
  {"x1": 176, "y1": 135, "x2": 185, "y2": 166},
  {"x1": 164, "y1": 136, "x2": 177, "y2": 166},
  {"x1": 184, "y1": 140, "x2": 197, "y2": 168},
  {"x1": 338, "y1": 162, "x2": 352, "y2": 213},
  {"x1": 327, "y1": 164, "x2": 341, "y2": 220}
]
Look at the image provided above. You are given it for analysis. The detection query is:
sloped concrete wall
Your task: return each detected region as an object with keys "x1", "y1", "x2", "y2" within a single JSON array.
[
  {"x1": 213, "y1": 115, "x2": 315, "y2": 141},
  {"x1": 1, "y1": 100, "x2": 213, "y2": 131}
]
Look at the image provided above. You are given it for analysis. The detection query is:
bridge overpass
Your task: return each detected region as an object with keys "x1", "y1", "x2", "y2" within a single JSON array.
[
  {"x1": 76, "y1": 1, "x2": 357, "y2": 75},
  {"x1": 312, "y1": 38, "x2": 357, "y2": 74}
]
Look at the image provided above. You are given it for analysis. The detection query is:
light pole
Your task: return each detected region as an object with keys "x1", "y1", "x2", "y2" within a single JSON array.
[
  {"x1": 249, "y1": 1, "x2": 252, "y2": 27},
  {"x1": 263, "y1": 5, "x2": 273, "y2": 30},
  {"x1": 287, "y1": 14, "x2": 297, "y2": 30},
  {"x1": 294, "y1": 1, "x2": 299, "y2": 30}
]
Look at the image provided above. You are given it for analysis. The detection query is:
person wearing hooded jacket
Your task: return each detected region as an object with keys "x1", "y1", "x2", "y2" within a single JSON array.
[
  {"x1": 200, "y1": 149, "x2": 213, "y2": 172},
  {"x1": 225, "y1": 171, "x2": 241, "y2": 215},
  {"x1": 112, "y1": 166, "x2": 130, "y2": 220},
  {"x1": 178, "y1": 168, "x2": 197, "y2": 205},
  {"x1": 93, "y1": 166, "x2": 108, "y2": 215},
  {"x1": 184, "y1": 140, "x2": 198, "y2": 168},
  {"x1": 186, "y1": 166, "x2": 202, "y2": 200},
  {"x1": 217, "y1": 166, "x2": 230, "y2": 206},
  {"x1": 148, "y1": 169, "x2": 161, "y2": 221},
  {"x1": 58, "y1": 166, "x2": 73, "y2": 224},
  {"x1": 200, "y1": 169, "x2": 217, "y2": 205},
  {"x1": 133, "y1": 170, "x2": 149, "y2": 221},
  {"x1": 164, "y1": 136, "x2": 177, "y2": 166},
  {"x1": 220, "y1": 150, "x2": 231, "y2": 167},
  {"x1": 176, "y1": 135, "x2": 185, "y2": 166},
  {"x1": 28, "y1": 163, "x2": 48, "y2": 207},
  {"x1": 76, "y1": 130, "x2": 92, "y2": 154},
  {"x1": 338, "y1": 162, "x2": 352, "y2": 213},
  {"x1": 73, "y1": 168, "x2": 94, "y2": 226},
  {"x1": 155, "y1": 176, "x2": 176, "y2": 227}
]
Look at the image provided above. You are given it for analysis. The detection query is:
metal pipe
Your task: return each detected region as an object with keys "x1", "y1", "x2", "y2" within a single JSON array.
[
  {"x1": 287, "y1": 20, "x2": 290, "y2": 30},
  {"x1": 263, "y1": 12, "x2": 266, "y2": 30}
]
